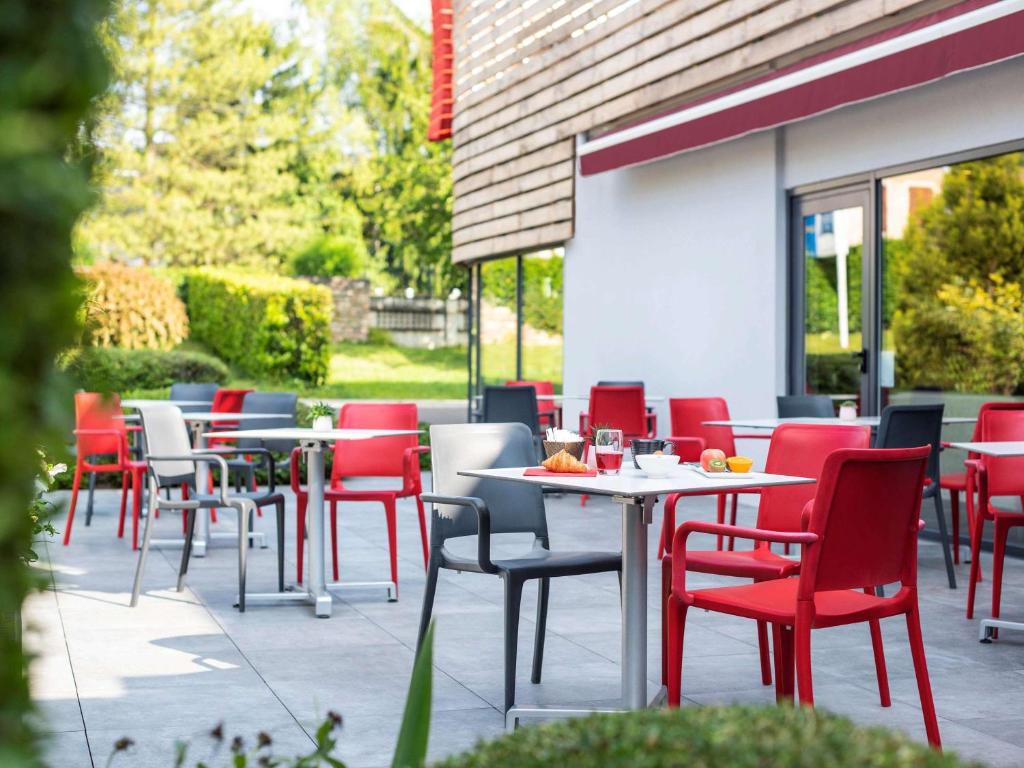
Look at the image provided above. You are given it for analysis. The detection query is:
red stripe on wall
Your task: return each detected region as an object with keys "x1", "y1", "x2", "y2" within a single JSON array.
[{"x1": 580, "y1": 8, "x2": 1024, "y2": 175}]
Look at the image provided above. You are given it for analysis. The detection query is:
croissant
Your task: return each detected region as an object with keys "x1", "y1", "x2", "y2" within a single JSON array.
[{"x1": 542, "y1": 449, "x2": 589, "y2": 473}]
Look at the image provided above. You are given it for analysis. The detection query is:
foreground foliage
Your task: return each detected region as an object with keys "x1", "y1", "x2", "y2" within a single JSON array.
[
  {"x1": 436, "y1": 706, "x2": 975, "y2": 768},
  {"x1": 0, "y1": 0, "x2": 110, "y2": 764}
]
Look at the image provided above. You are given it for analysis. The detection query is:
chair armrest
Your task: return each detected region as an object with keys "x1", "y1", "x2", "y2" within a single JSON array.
[
  {"x1": 665, "y1": 436, "x2": 705, "y2": 462},
  {"x1": 196, "y1": 447, "x2": 277, "y2": 492},
  {"x1": 420, "y1": 493, "x2": 496, "y2": 573},
  {"x1": 402, "y1": 446, "x2": 430, "y2": 493},
  {"x1": 148, "y1": 453, "x2": 231, "y2": 501},
  {"x1": 289, "y1": 446, "x2": 303, "y2": 494},
  {"x1": 671, "y1": 520, "x2": 817, "y2": 597}
]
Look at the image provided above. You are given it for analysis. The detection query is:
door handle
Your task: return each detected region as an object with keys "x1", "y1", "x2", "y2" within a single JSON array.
[{"x1": 852, "y1": 349, "x2": 868, "y2": 374}]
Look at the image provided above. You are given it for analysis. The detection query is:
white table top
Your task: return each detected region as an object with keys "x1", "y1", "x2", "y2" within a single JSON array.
[
  {"x1": 704, "y1": 416, "x2": 977, "y2": 429},
  {"x1": 947, "y1": 441, "x2": 1024, "y2": 457},
  {"x1": 458, "y1": 465, "x2": 812, "y2": 498},
  {"x1": 181, "y1": 412, "x2": 290, "y2": 422},
  {"x1": 204, "y1": 427, "x2": 421, "y2": 442},
  {"x1": 122, "y1": 398, "x2": 212, "y2": 408},
  {"x1": 473, "y1": 394, "x2": 664, "y2": 402}
]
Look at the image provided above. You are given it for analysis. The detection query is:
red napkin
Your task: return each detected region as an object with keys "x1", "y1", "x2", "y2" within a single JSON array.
[{"x1": 524, "y1": 467, "x2": 598, "y2": 478}]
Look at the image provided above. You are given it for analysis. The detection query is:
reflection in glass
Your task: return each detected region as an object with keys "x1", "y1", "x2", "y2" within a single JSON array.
[{"x1": 520, "y1": 249, "x2": 563, "y2": 391}]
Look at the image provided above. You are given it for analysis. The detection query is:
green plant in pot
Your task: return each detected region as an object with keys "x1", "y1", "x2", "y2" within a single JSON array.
[{"x1": 309, "y1": 402, "x2": 336, "y2": 432}]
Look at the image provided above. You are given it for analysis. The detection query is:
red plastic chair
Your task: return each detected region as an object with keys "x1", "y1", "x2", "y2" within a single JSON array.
[
  {"x1": 666, "y1": 445, "x2": 941, "y2": 750},
  {"x1": 578, "y1": 385, "x2": 653, "y2": 443},
  {"x1": 290, "y1": 403, "x2": 429, "y2": 593},
  {"x1": 63, "y1": 392, "x2": 147, "y2": 550},
  {"x1": 965, "y1": 408, "x2": 1024, "y2": 624},
  {"x1": 942, "y1": 401, "x2": 1024, "y2": 565},
  {"x1": 664, "y1": 397, "x2": 767, "y2": 552},
  {"x1": 659, "y1": 424, "x2": 872, "y2": 692},
  {"x1": 507, "y1": 380, "x2": 560, "y2": 430}
]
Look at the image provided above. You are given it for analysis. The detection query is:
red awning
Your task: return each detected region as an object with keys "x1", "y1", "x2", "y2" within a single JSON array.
[
  {"x1": 579, "y1": 0, "x2": 1024, "y2": 176},
  {"x1": 429, "y1": 0, "x2": 453, "y2": 142}
]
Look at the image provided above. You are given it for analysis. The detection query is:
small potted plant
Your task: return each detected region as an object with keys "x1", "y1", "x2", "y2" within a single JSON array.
[
  {"x1": 839, "y1": 400, "x2": 858, "y2": 421},
  {"x1": 308, "y1": 402, "x2": 335, "y2": 432}
]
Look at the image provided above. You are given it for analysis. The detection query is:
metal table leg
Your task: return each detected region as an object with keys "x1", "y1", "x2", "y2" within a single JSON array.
[
  {"x1": 305, "y1": 439, "x2": 333, "y2": 617},
  {"x1": 980, "y1": 617, "x2": 1024, "y2": 641}
]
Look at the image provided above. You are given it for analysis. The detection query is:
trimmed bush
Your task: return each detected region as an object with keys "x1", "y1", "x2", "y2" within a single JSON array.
[
  {"x1": 434, "y1": 706, "x2": 973, "y2": 768},
  {"x1": 62, "y1": 347, "x2": 228, "y2": 393},
  {"x1": 182, "y1": 270, "x2": 332, "y2": 384},
  {"x1": 288, "y1": 234, "x2": 367, "y2": 279},
  {"x1": 79, "y1": 262, "x2": 189, "y2": 350}
]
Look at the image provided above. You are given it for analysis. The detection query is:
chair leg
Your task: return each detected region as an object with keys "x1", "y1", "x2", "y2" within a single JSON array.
[
  {"x1": 329, "y1": 500, "x2": 339, "y2": 581},
  {"x1": 794, "y1": 608, "x2": 813, "y2": 707},
  {"x1": 531, "y1": 578, "x2": 549, "y2": 684},
  {"x1": 665, "y1": 593, "x2": 687, "y2": 707},
  {"x1": 906, "y1": 605, "x2": 942, "y2": 749},
  {"x1": 950, "y1": 489, "x2": 960, "y2": 565},
  {"x1": 63, "y1": 460, "x2": 83, "y2": 546},
  {"x1": 715, "y1": 494, "x2": 726, "y2": 550},
  {"x1": 867, "y1": 614, "x2": 891, "y2": 707},
  {"x1": 932, "y1": 492, "x2": 956, "y2": 589},
  {"x1": 503, "y1": 577, "x2": 525, "y2": 714},
  {"x1": 132, "y1": 471, "x2": 142, "y2": 551},
  {"x1": 661, "y1": 557, "x2": 671, "y2": 686},
  {"x1": 237, "y1": 504, "x2": 249, "y2": 613},
  {"x1": 414, "y1": 493, "x2": 429, "y2": 568},
  {"x1": 275, "y1": 500, "x2": 285, "y2": 592},
  {"x1": 966, "y1": 507, "x2": 986, "y2": 619},
  {"x1": 756, "y1": 620, "x2": 772, "y2": 687},
  {"x1": 130, "y1": 486, "x2": 158, "y2": 607},
  {"x1": 117, "y1": 471, "x2": 129, "y2": 539},
  {"x1": 992, "y1": 519, "x2": 1010, "y2": 628},
  {"x1": 774, "y1": 624, "x2": 795, "y2": 701},
  {"x1": 417, "y1": 556, "x2": 440, "y2": 653},
  {"x1": 296, "y1": 494, "x2": 307, "y2": 585},
  {"x1": 656, "y1": 516, "x2": 666, "y2": 561},
  {"x1": 384, "y1": 498, "x2": 399, "y2": 599},
  {"x1": 85, "y1": 471, "x2": 97, "y2": 527},
  {"x1": 727, "y1": 494, "x2": 738, "y2": 551},
  {"x1": 177, "y1": 509, "x2": 197, "y2": 592}
]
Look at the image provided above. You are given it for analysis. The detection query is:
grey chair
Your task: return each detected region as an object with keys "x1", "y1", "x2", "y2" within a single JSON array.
[
  {"x1": 417, "y1": 423, "x2": 621, "y2": 714},
  {"x1": 223, "y1": 392, "x2": 298, "y2": 491},
  {"x1": 130, "y1": 404, "x2": 286, "y2": 611},
  {"x1": 874, "y1": 403, "x2": 956, "y2": 589},
  {"x1": 777, "y1": 394, "x2": 836, "y2": 418},
  {"x1": 482, "y1": 386, "x2": 540, "y2": 433},
  {"x1": 169, "y1": 382, "x2": 218, "y2": 413}
]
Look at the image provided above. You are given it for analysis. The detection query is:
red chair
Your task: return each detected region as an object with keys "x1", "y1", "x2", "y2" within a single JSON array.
[
  {"x1": 290, "y1": 403, "x2": 429, "y2": 593},
  {"x1": 665, "y1": 397, "x2": 767, "y2": 552},
  {"x1": 666, "y1": 445, "x2": 940, "y2": 749},
  {"x1": 507, "y1": 380, "x2": 560, "y2": 430},
  {"x1": 965, "y1": 408, "x2": 1024, "y2": 624},
  {"x1": 578, "y1": 385, "x2": 653, "y2": 443},
  {"x1": 205, "y1": 388, "x2": 253, "y2": 496},
  {"x1": 63, "y1": 392, "x2": 147, "y2": 550},
  {"x1": 942, "y1": 401, "x2": 1024, "y2": 565},
  {"x1": 660, "y1": 424, "x2": 872, "y2": 692}
]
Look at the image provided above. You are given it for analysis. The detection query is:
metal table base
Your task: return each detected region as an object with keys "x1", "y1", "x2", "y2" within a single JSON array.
[
  {"x1": 506, "y1": 685, "x2": 667, "y2": 729},
  {"x1": 979, "y1": 617, "x2": 1024, "y2": 641}
]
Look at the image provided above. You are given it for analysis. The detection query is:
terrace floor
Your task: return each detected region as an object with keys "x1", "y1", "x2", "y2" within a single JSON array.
[{"x1": 29, "y1": 481, "x2": 1024, "y2": 767}]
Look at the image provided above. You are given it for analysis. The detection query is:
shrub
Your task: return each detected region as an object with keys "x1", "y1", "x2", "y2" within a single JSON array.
[
  {"x1": 288, "y1": 234, "x2": 368, "y2": 279},
  {"x1": 61, "y1": 347, "x2": 228, "y2": 393},
  {"x1": 182, "y1": 269, "x2": 332, "y2": 384},
  {"x1": 78, "y1": 262, "x2": 189, "y2": 350},
  {"x1": 436, "y1": 706, "x2": 973, "y2": 768}
]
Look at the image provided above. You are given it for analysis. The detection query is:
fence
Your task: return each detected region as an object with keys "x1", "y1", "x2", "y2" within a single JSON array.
[{"x1": 370, "y1": 296, "x2": 467, "y2": 348}]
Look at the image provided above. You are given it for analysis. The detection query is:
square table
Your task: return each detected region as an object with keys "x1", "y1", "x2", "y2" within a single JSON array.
[
  {"x1": 947, "y1": 440, "x2": 1024, "y2": 643},
  {"x1": 205, "y1": 427, "x2": 421, "y2": 617},
  {"x1": 457, "y1": 464, "x2": 813, "y2": 727}
]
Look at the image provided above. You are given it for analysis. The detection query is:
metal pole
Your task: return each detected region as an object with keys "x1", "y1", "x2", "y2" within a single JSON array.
[
  {"x1": 304, "y1": 440, "x2": 332, "y2": 617},
  {"x1": 619, "y1": 496, "x2": 650, "y2": 709},
  {"x1": 515, "y1": 255, "x2": 524, "y2": 380}
]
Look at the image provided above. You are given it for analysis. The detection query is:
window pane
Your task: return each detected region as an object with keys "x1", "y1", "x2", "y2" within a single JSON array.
[
  {"x1": 479, "y1": 257, "x2": 518, "y2": 385},
  {"x1": 521, "y1": 249, "x2": 563, "y2": 391}
]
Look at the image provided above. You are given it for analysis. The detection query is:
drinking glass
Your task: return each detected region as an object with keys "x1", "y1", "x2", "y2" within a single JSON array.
[{"x1": 595, "y1": 428, "x2": 624, "y2": 475}]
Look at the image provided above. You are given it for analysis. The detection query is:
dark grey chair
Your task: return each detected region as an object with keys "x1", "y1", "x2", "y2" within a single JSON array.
[
  {"x1": 874, "y1": 403, "x2": 956, "y2": 589},
  {"x1": 777, "y1": 394, "x2": 835, "y2": 418},
  {"x1": 482, "y1": 386, "x2": 540, "y2": 433},
  {"x1": 223, "y1": 392, "x2": 298, "y2": 491},
  {"x1": 169, "y1": 382, "x2": 218, "y2": 413},
  {"x1": 417, "y1": 423, "x2": 621, "y2": 714}
]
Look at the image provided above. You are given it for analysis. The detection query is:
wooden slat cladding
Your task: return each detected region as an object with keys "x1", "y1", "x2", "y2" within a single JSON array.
[{"x1": 449, "y1": 0, "x2": 954, "y2": 262}]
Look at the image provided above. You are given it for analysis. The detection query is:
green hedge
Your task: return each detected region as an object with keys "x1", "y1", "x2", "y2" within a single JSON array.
[
  {"x1": 182, "y1": 270, "x2": 332, "y2": 384},
  {"x1": 436, "y1": 706, "x2": 971, "y2": 768},
  {"x1": 61, "y1": 347, "x2": 228, "y2": 392}
]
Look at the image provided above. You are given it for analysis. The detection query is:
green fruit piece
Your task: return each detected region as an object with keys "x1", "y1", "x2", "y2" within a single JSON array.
[{"x1": 708, "y1": 459, "x2": 728, "y2": 472}]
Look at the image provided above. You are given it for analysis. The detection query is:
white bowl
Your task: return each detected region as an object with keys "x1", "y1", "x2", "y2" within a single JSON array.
[{"x1": 635, "y1": 453, "x2": 681, "y2": 478}]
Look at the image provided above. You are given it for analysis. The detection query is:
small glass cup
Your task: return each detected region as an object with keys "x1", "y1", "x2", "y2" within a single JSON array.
[{"x1": 595, "y1": 428, "x2": 624, "y2": 475}]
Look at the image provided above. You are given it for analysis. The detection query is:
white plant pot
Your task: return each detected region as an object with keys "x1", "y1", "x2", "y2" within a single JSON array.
[
  {"x1": 312, "y1": 415, "x2": 333, "y2": 432},
  {"x1": 839, "y1": 405, "x2": 858, "y2": 421}
]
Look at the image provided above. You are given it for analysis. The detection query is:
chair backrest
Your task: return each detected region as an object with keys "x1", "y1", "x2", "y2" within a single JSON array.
[
  {"x1": 800, "y1": 446, "x2": 929, "y2": 594},
  {"x1": 597, "y1": 380, "x2": 644, "y2": 387},
  {"x1": 137, "y1": 403, "x2": 196, "y2": 485},
  {"x1": 588, "y1": 385, "x2": 647, "y2": 441},
  {"x1": 979, "y1": 408, "x2": 1024, "y2": 496},
  {"x1": 211, "y1": 388, "x2": 251, "y2": 415},
  {"x1": 969, "y1": 401, "x2": 1024, "y2": 442},
  {"x1": 874, "y1": 403, "x2": 944, "y2": 484},
  {"x1": 428, "y1": 422, "x2": 547, "y2": 543},
  {"x1": 483, "y1": 386, "x2": 540, "y2": 433},
  {"x1": 169, "y1": 382, "x2": 218, "y2": 413},
  {"x1": 776, "y1": 394, "x2": 835, "y2": 418},
  {"x1": 506, "y1": 380, "x2": 555, "y2": 416},
  {"x1": 668, "y1": 397, "x2": 736, "y2": 455},
  {"x1": 75, "y1": 392, "x2": 127, "y2": 458},
  {"x1": 331, "y1": 402, "x2": 418, "y2": 479},
  {"x1": 236, "y1": 392, "x2": 298, "y2": 451},
  {"x1": 757, "y1": 423, "x2": 872, "y2": 533}
]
